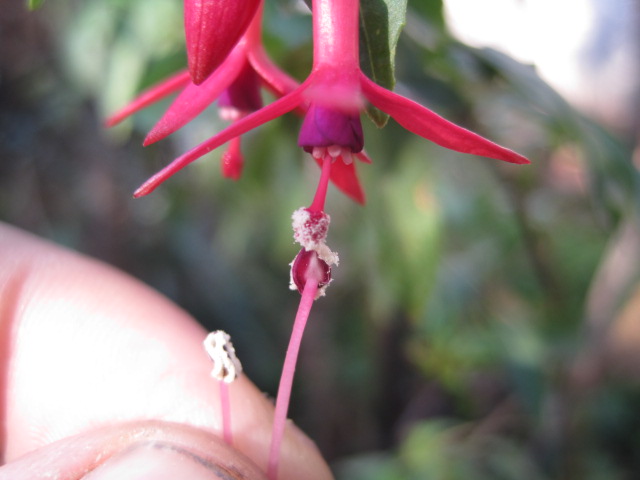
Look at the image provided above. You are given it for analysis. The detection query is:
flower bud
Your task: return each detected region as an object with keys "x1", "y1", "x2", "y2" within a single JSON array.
[{"x1": 184, "y1": 0, "x2": 261, "y2": 85}]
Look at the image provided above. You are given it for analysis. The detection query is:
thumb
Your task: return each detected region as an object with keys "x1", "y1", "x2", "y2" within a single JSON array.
[{"x1": 0, "y1": 420, "x2": 267, "y2": 479}]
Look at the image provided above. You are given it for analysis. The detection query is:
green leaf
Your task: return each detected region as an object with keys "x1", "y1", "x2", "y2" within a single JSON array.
[
  {"x1": 359, "y1": 0, "x2": 408, "y2": 127},
  {"x1": 410, "y1": 0, "x2": 445, "y2": 28},
  {"x1": 27, "y1": 0, "x2": 46, "y2": 10}
]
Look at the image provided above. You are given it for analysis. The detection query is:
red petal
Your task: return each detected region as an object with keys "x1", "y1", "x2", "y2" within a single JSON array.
[
  {"x1": 360, "y1": 73, "x2": 530, "y2": 165},
  {"x1": 105, "y1": 71, "x2": 191, "y2": 127},
  {"x1": 221, "y1": 136, "x2": 244, "y2": 180},
  {"x1": 314, "y1": 157, "x2": 366, "y2": 204},
  {"x1": 355, "y1": 150, "x2": 373, "y2": 164},
  {"x1": 185, "y1": 0, "x2": 261, "y2": 85},
  {"x1": 143, "y1": 49, "x2": 245, "y2": 145},
  {"x1": 134, "y1": 83, "x2": 309, "y2": 197}
]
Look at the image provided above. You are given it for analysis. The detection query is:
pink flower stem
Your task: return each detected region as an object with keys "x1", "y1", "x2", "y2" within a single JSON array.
[
  {"x1": 308, "y1": 154, "x2": 332, "y2": 213},
  {"x1": 313, "y1": 0, "x2": 359, "y2": 69},
  {"x1": 267, "y1": 279, "x2": 319, "y2": 480},
  {"x1": 220, "y1": 381, "x2": 233, "y2": 445}
]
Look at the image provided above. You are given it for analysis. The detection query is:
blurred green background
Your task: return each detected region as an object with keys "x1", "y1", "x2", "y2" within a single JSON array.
[{"x1": 2, "y1": 0, "x2": 640, "y2": 478}]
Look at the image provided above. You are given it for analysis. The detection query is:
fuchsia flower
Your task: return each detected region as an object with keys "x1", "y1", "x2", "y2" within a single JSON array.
[
  {"x1": 106, "y1": 0, "x2": 264, "y2": 125},
  {"x1": 107, "y1": 3, "x2": 299, "y2": 181},
  {"x1": 107, "y1": 3, "x2": 531, "y2": 479},
  {"x1": 132, "y1": 0, "x2": 528, "y2": 203}
]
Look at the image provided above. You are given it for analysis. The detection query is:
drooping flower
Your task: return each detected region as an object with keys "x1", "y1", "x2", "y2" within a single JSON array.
[
  {"x1": 184, "y1": 0, "x2": 262, "y2": 85},
  {"x1": 132, "y1": 0, "x2": 529, "y2": 202},
  {"x1": 107, "y1": 3, "x2": 298, "y2": 181}
]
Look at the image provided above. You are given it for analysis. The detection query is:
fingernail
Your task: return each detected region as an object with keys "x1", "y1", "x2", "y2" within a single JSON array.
[{"x1": 83, "y1": 442, "x2": 243, "y2": 480}]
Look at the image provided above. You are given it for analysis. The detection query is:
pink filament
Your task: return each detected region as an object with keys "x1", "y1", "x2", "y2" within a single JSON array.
[
  {"x1": 267, "y1": 279, "x2": 319, "y2": 480},
  {"x1": 220, "y1": 381, "x2": 233, "y2": 445}
]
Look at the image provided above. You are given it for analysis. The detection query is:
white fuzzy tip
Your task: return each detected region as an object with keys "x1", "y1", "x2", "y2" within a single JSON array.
[
  {"x1": 203, "y1": 330, "x2": 243, "y2": 383},
  {"x1": 292, "y1": 207, "x2": 330, "y2": 250}
]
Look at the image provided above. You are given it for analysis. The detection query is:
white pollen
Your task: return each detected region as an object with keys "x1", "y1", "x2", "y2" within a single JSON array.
[
  {"x1": 292, "y1": 207, "x2": 330, "y2": 250},
  {"x1": 317, "y1": 243, "x2": 339, "y2": 267},
  {"x1": 204, "y1": 330, "x2": 243, "y2": 383}
]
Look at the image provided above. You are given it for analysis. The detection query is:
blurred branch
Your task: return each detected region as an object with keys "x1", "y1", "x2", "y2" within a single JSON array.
[
  {"x1": 585, "y1": 216, "x2": 640, "y2": 336},
  {"x1": 493, "y1": 163, "x2": 571, "y2": 323}
]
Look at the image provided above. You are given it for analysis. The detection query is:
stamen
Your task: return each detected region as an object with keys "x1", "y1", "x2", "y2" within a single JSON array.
[
  {"x1": 221, "y1": 384, "x2": 232, "y2": 445},
  {"x1": 203, "y1": 331, "x2": 242, "y2": 446},
  {"x1": 204, "y1": 331, "x2": 243, "y2": 383},
  {"x1": 219, "y1": 106, "x2": 242, "y2": 122},
  {"x1": 327, "y1": 144, "x2": 342, "y2": 159},
  {"x1": 311, "y1": 146, "x2": 326, "y2": 159},
  {"x1": 341, "y1": 150, "x2": 353, "y2": 165}
]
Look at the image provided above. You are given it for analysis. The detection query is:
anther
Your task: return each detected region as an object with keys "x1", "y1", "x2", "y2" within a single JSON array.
[
  {"x1": 203, "y1": 330, "x2": 243, "y2": 383},
  {"x1": 312, "y1": 146, "x2": 326, "y2": 159},
  {"x1": 327, "y1": 145, "x2": 342, "y2": 159},
  {"x1": 292, "y1": 207, "x2": 330, "y2": 250},
  {"x1": 219, "y1": 107, "x2": 242, "y2": 122}
]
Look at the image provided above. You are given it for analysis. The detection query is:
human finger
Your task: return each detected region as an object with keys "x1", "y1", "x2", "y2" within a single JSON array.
[{"x1": 0, "y1": 223, "x2": 332, "y2": 480}]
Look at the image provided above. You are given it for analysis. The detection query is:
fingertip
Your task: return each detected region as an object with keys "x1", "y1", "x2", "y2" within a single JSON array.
[
  {"x1": 83, "y1": 440, "x2": 265, "y2": 480},
  {"x1": 0, "y1": 421, "x2": 267, "y2": 480}
]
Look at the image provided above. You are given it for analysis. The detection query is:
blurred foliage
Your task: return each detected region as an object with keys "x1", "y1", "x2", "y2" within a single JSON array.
[
  {"x1": 26, "y1": 0, "x2": 46, "y2": 11},
  {"x1": 3, "y1": 0, "x2": 640, "y2": 479},
  {"x1": 357, "y1": 0, "x2": 407, "y2": 127}
]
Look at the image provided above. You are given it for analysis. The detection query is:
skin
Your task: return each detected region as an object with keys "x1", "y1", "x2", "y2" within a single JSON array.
[{"x1": 0, "y1": 222, "x2": 333, "y2": 480}]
